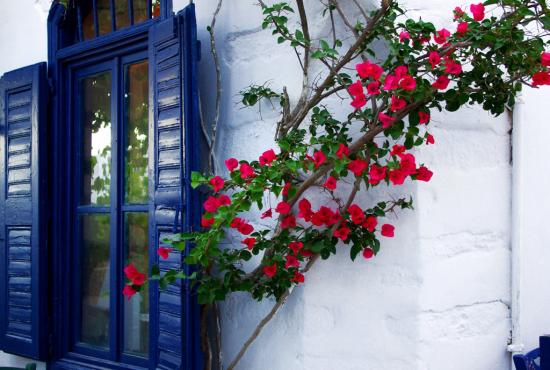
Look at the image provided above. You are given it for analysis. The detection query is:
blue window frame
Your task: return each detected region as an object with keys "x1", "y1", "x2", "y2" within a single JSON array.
[
  {"x1": 0, "y1": 1, "x2": 203, "y2": 369},
  {"x1": 69, "y1": 51, "x2": 151, "y2": 367}
]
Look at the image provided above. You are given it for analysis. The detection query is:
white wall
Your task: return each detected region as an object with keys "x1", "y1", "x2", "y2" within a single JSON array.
[
  {"x1": 514, "y1": 87, "x2": 550, "y2": 351},
  {"x1": 1, "y1": 1, "x2": 549, "y2": 369}
]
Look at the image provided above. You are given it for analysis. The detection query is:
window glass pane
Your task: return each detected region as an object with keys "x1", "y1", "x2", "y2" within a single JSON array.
[
  {"x1": 80, "y1": 214, "x2": 111, "y2": 348},
  {"x1": 115, "y1": 0, "x2": 130, "y2": 30},
  {"x1": 152, "y1": 0, "x2": 160, "y2": 18},
  {"x1": 80, "y1": 72, "x2": 112, "y2": 206},
  {"x1": 133, "y1": 0, "x2": 148, "y2": 23},
  {"x1": 97, "y1": 0, "x2": 113, "y2": 36},
  {"x1": 124, "y1": 61, "x2": 149, "y2": 204},
  {"x1": 81, "y1": 2, "x2": 96, "y2": 40},
  {"x1": 124, "y1": 213, "x2": 149, "y2": 356}
]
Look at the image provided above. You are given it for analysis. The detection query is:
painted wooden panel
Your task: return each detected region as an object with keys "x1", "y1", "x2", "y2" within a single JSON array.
[{"x1": 0, "y1": 62, "x2": 48, "y2": 360}]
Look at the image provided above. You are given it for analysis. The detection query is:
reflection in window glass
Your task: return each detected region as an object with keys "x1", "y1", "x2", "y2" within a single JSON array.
[
  {"x1": 124, "y1": 61, "x2": 149, "y2": 204},
  {"x1": 152, "y1": 0, "x2": 161, "y2": 18},
  {"x1": 97, "y1": 0, "x2": 112, "y2": 36},
  {"x1": 80, "y1": 72, "x2": 112, "y2": 206},
  {"x1": 133, "y1": 0, "x2": 149, "y2": 23},
  {"x1": 80, "y1": 214, "x2": 111, "y2": 348},
  {"x1": 82, "y1": 1, "x2": 96, "y2": 40},
  {"x1": 115, "y1": 0, "x2": 130, "y2": 30},
  {"x1": 124, "y1": 213, "x2": 149, "y2": 356}
]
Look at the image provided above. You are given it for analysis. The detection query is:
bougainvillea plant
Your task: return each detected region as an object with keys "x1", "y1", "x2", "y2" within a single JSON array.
[{"x1": 124, "y1": 0, "x2": 550, "y2": 368}]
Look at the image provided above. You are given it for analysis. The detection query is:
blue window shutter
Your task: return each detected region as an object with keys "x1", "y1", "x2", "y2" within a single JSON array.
[
  {"x1": 0, "y1": 62, "x2": 48, "y2": 360},
  {"x1": 149, "y1": 5, "x2": 202, "y2": 369}
]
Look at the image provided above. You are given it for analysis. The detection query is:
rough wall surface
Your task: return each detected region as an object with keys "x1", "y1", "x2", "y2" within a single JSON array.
[{"x1": 0, "y1": 1, "x2": 549, "y2": 369}]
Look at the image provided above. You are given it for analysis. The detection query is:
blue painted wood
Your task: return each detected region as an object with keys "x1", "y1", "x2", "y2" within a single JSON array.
[
  {"x1": 148, "y1": 5, "x2": 202, "y2": 369},
  {"x1": 0, "y1": 63, "x2": 48, "y2": 360},
  {"x1": 541, "y1": 335, "x2": 550, "y2": 370},
  {"x1": 514, "y1": 348, "x2": 541, "y2": 370}
]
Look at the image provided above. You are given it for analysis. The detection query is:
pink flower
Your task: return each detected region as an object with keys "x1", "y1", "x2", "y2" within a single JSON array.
[
  {"x1": 391, "y1": 96, "x2": 407, "y2": 112},
  {"x1": 263, "y1": 263, "x2": 277, "y2": 278},
  {"x1": 348, "y1": 204, "x2": 366, "y2": 225},
  {"x1": 542, "y1": 52, "x2": 550, "y2": 67},
  {"x1": 379, "y1": 112, "x2": 396, "y2": 128},
  {"x1": 275, "y1": 201, "x2": 291, "y2": 214},
  {"x1": 348, "y1": 158, "x2": 369, "y2": 176},
  {"x1": 389, "y1": 169, "x2": 407, "y2": 185},
  {"x1": 390, "y1": 144, "x2": 406, "y2": 156},
  {"x1": 209, "y1": 176, "x2": 225, "y2": 192},
  {"x1": 456, "y1": 22, "x2": 468, "y2": 35},
  {"x1": 399, "y1": 153, "x2": 417, "y2": 175},
  {"x1": 259, "y1": 149, "x2": 277, "y2": 166},
  {"x1": 292, "y1": 271, "x2": 305, "y2": 283},
  {"x1": 285, "y1": 255, "x2": 300, "y2": 269},
  {"x1": 261, "y1": 208, "x2": 273, "y2": 219},
  {"x1": 533, "y1": 71, "x2": 550, "y2": 86},
  {"x1": 351, "y1": 94, "x2": 367, "y2": 110},
  {"x1": 356, "y1": 61, "x2": 384, "y2": 80},
  {"x1": 362, "y1": 248, "x2": 375, "y2": 259},
  {"x1": 434, "y1": 28, "x2": 451, "y2": 44},
  {"x1": 281, "y1": 215, "x2": 297, "y2": 229},
  {"x1": 432, "y1": 75, "x2": 450, "y2": 90},
  {"x1": 158, "y1": 247, "x2": 172, "y2": 260},
  {"x1": 383, "y1": 75, "x2": 399, "y2": 91},
  {"x1": 429, "y1": 51, "x2": 441, "y2": 69},
  {"x1": 381, "y1": 224, "x2": 395, "y2": 237},
  {"x1": 419, "y1": 111, "x2": 430, "y2": 124},
  {"x1": 454, "y1": 6, "x2": 465, "y2": 20},
  {"x1": 470, "y1": 3, "x2": 485, "y2": 22},
  {"x1": 426, "y1": 134, "x2": 435, "y2": 145},
  {"x1": 204, "y1": 196, "x2": 221, "y2": 213},
  {"x1": 239, "y1": 163, "x2": 255, "y2": 179},
  {"x1": 242, "y1": 237, "x2": 256, "y2": 250},
  {"x1": 313, "y1": 151, "x2": 327, "y2": 168},
  {"x1": 124, "y1": 263, "x2": 146, "y2": 286},
  {"x1": 367, "y1": 81, "x2": 381, "y2": 95},
  {"x1": 395, "y1": 66, "x2": 409, "y2": 79},
  {"x1": 336, "y1": 143, "x2": 350, "y2": 158},
  {"x1": 123, "y1": 285, "x2": 137, "y2": 299},
  {"x1": 333, "y1": 225, "x2": 351, "y2": 241},
  {"x1": 238, "y1": 222, "x2": 254, "y2": 235},
  {"x1": 445, "y1": 59, "x2": 463, "y2": 75},
  {"x1": 368, "y1": 164, "x2": 387, "y2": 185},
  {"x1": 225, "y1": 158, "x2": 238, "y2": 172},
  {"x1": 416, "y1": 166, "x2": 434, "y2": 182},
  {"x1": 348, "y1": 80, "x2": 364, "y2": 96},
  {"x1": 324, "y1": 176, "x2": 337, "y2": 190},
  {"x1": 400, "y1": 75, "x2": 417, "y2": 91},
  {"x1": 298, "y1": 198, "x2": 313, "y2": 221},
  {"x1": 289, "y1": 241, "x2": 304, "y2": 255},
  {"x1": 399, "y1": 31, "x2": 411, "y2": 43},
  {"x1": 201, "y1": 216, "x2": 214, "y2": 228},
  {"x1": 218, "y1": 194, "x2": 231, "y2": 206},
  {"x1": 363, "y1": 216, "x2": 377, "y2": 233}
]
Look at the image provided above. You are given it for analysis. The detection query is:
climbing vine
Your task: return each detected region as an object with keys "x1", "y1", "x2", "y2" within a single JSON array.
[{"x1": 123, "y1": 0, "x2": 550, "y2": 368}]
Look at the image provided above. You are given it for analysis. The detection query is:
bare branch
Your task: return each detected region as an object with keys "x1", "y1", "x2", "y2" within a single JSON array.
[
  {"x1": 226, "y1": 290, "x2": 291, "y2": 370},
  {"x1": 207, "y1": 0, "x2": 224, "y2": 173}
]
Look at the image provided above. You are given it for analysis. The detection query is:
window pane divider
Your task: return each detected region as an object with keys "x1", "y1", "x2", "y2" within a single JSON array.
[
  {"x1": 76, "y1": 206, "x2": 111, "y2": 214},
  {"x1": 92, "y1": 0, "x2": 99, "y2": 38},
  {"x1": 121, "y1": 204, "x2": 148, "y2": 212},
  {"x1": 128, "y1": 0, "x2": 134, "y2": 26}
]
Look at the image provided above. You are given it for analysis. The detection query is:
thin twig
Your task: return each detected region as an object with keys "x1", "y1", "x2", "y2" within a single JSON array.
[
  {"x1": 207, "y1": 0, "x2": 224, "y2": 173},
  {"x1": 226, "y1": 290, "x2": 291, "y2": 370}
]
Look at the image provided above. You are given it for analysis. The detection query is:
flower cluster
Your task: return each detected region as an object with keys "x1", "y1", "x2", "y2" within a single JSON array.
[{"x1": 126, "y1": 0, "x2": 550, "y2": 305}]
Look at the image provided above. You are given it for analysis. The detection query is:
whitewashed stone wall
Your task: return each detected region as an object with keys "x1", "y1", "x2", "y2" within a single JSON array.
[{"x1": 1, "y1": 1, "x2": 549, "y2": 369}]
